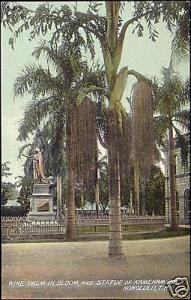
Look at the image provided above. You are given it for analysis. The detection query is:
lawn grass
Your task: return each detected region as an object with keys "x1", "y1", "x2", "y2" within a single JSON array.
[
  {"x1": 78, "y1": 227, "x2": 190, "y2": 241},
  {"x1": 77, "y1": 224, "x2": 164, "y2": 234},
  {"x1": 3, "y1": 226, "x2": 189, "y2": 243}
]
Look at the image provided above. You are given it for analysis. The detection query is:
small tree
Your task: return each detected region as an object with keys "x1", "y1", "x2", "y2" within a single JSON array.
[
  {"x1": 15, "y1": 176, "x2": 33, "y2": 210},
  {"x1": 145, "y1": 165, "x2": 165, "y2": 216},
  {"x1": 1, "y1": 162, "x2": 18, "y2": 205}
]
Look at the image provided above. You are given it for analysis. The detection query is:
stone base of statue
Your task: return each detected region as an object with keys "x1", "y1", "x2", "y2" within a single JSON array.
[{"x1": 27, "y1": 183, "x2": 56, "y2": 221}]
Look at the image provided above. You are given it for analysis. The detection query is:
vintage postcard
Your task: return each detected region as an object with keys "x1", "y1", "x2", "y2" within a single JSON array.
[{"x1": 1, "y1": 1, "x2": 190, "y2": 299}]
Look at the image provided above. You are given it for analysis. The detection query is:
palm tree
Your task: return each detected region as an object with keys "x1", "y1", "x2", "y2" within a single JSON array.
[
  {"x1": 131, "y1": 71, "x2": 190, "y2": 220},
  {"x1": 154, "y1": 67, "x2": 190, "y2": 230},
  {"x1": 14, "y1": 40, "x2": 105, "y2": 240},
  {"x1": 77, "y1": 2, "x2": 159, "y2": 255}
]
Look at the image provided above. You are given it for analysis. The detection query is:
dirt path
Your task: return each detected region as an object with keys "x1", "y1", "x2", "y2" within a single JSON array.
[{"x1": 2, "y1": 236, "x2": 190, "y2": 299}]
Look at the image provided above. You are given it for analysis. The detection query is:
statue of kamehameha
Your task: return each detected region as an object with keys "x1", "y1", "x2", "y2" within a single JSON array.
[{"x1": 22, "y1": 147, "x2": 48, "y2": 183}]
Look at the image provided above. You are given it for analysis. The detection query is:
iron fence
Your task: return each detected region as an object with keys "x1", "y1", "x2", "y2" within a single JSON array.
[
  {"x1": 1, "y1": 215, "x2": 165, "y2": 241},
  {"x1": 2, "y1": 218, "x2": 66, "y2": 241},
  {"x1": 76, "y1": 215, "x2": 165, "y2": 225}
]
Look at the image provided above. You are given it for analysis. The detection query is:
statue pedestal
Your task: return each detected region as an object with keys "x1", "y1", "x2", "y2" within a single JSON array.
[{"x1": 27, "y1": 184, "x2": 56, "y2": 221}]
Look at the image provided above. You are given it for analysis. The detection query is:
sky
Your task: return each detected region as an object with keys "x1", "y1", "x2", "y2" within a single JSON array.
[{"x1": 1, "y1": 1, "x2": 189, "y2": 183}]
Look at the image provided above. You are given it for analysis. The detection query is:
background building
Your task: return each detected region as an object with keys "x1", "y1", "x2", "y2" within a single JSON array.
[{"x1": 164, "y1": 133, "x2": 190, "y2": 225}]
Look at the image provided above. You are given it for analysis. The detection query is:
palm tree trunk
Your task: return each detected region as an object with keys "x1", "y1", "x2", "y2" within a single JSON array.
[
  {"x1": 62, "y1": 181, "x2": 66, "y2": 217},
  {"x1": 108, "y1": 110, "x2": 123, "y2": 256},
  {"x1": 140, "y1": 181, "x2": 146, "y2": 216},
  {"x1": 95, "y1": 145, "x2": 99, "y2": 218},
  {"x1": 56, "y1": 175, "x2": 62, "y2": 221},
  {"x1": 134, "y1": 160, "x2": 140, "y2": 215},
  {"x1": 95, "y1": 181, "x2": 99, "y2": 218},
  {"x1": 66, "y1": 117, "x2": 77, "y2": 240},
  {"x1": 169, "y1": 126, "x2": 178, "y2": 230},
  {"x1": 81, "y1": 192, "x2": 84, "y2": 215}
]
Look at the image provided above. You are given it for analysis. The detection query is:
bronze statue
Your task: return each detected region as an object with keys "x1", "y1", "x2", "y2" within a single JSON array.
[
  {"x1": 22, "y1": 147, "x2": 47, "y2": 183},
  {"x1": 33, "y1": 147, "x2": 46, "y2": 182}
]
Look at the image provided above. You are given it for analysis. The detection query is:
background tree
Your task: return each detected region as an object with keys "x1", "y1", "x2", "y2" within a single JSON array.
[
  {"x1": 1, "y1": 162, "x2": 18, "y2": 205},
  {"x1": 145, "y1": 165, "x2": 165, "y2": 216},
  {"x1": 154, "y1": 67, "x2": 190, "y2": 230},
  {"x1": 1, "y1": 182, "x2": 18, "y2": 206},
  {"x1": 1, "y1": 161, "x2": 12, "y2": 178},
  {"x1": 14, "y1": 40, "x2": 105, "y2": 240},
  {"x1": 15, "y1": 176, "x2": 33, "y2": 211}
]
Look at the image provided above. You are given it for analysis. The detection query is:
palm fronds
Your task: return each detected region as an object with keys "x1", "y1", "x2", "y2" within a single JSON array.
[
  {"x1": 173, "y1": 126, "x2": 189, "y2": 167},
  {"x1": 13, "y1": 64, "x2": 62, "y2": 98},
  {"x1": 17, "y1": 95, "x2": 61, "y2": 141},
  {"x1": 173, "y1": 110, "x2": 190, "y2": 131},
  {"x1": 170, "y1": 5, "x2": 190, "y2": 66},
  {"x1": 153, "y1": 115, "x2": 169, "y2": 148},
  {"x1": 18, "y1": 143, "x2": 33, "y2": 159},
  {"x1": 156, "y1": 67, "x2": 189, "y2": 115},
  {"x1": 15, "y1": 39, "x2": 107, "y2": 191}
]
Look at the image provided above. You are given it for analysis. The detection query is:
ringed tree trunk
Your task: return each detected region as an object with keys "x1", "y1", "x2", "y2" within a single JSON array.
[
  {"x1": 104, "y1": 64, "x2": 129, "y2": 257},
  {"x1": 103, "y1": 2, "x2": 143, "y2": 256},
  {"x1": 56, "y1": 175, "x2": 62, "y2": 222},
  {"x1": 65, "y1": 114, "x2": 77, "y2": 240},
  {"x1": 168, "y1": 125, "x2": 178, "y2": 230},
  {"x1": 140, "y1": 180, "x2": 146, "y2": 216},
  {"x1": 95, "y1": 181, "x2": 99, "y2": 218},
  {"x1": 95, "y1": 143, "x2": 99, "y2": 218},
  {"x1": 81, "y1": 192, "x2": 84, "y2": 215},
  {"x1": 133, "y1": 160, "x2": 140, "y2": 215},
  {"x1": 108, "y1": 109, "x2": 123, "y2": 256}
]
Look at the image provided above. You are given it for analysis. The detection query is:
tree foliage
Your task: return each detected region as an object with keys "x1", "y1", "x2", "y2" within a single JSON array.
[
  {"x1": 1, "y1": 161, "x2": 12, "y2": 178},
  {"x1": 154, "y1": 66, "x2": 190, "y2": 165},
  {"x1": 15, "y1": 175, "x2": 33, "y2": 209},
  {"x1": 1, "y1": 182, "x2": 18, "y2": 205},
  {"x1": 145, "y1": 165, "x2": 165, "y2": 215},
  {"x1": 1, "y1": 162, "x2": 18, "y2": 205},
  {"x1": 14, "y1": 40, "x2": 106, "y2": 183},
  {"x1": 2, "y1": 1, "x2": 189, "y2": 64}
]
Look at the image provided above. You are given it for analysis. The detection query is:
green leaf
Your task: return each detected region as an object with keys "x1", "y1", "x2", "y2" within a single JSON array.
[{"x1": 8, "y1": 37, "x2": 14, "y2": 50}]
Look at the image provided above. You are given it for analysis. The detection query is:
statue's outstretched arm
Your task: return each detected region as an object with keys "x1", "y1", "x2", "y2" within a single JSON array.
[{"x1": 21, "y1": 154, "x2": 38, "y2": 161}]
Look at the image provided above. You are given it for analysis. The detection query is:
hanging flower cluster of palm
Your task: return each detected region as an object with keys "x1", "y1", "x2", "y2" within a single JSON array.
[
  {"x1": 70, "y1": 97, "x2": 97, "y2": 191},
  {"x1": 95, "y1": 98, "x2": 132, "y2": 193},
  {"x1": 132, "y1": 80, "x2": 155, "y2": 181},
  {"x1": 118, "y1": 113, "x2": 132, "y2": 192}
]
